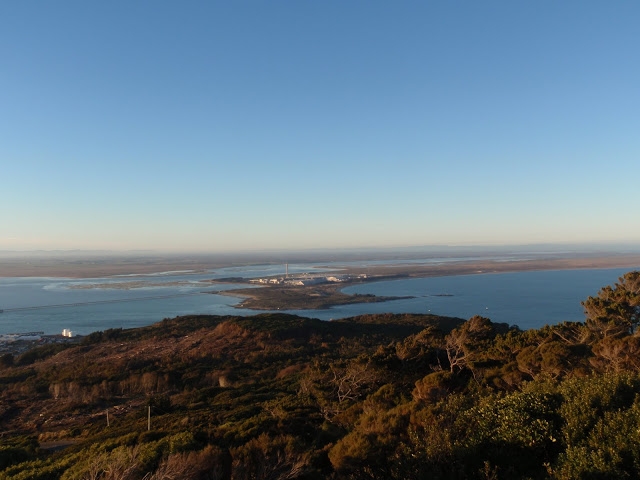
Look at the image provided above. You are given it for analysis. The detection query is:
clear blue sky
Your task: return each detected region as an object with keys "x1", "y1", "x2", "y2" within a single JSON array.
[{"x1": 1, "y1": 1, "x2": 639, "y2": 252}]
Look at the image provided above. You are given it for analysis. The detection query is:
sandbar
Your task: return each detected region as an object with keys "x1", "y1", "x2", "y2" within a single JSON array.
[
  {"x1": 211, "y1": 255, "x2": 640, "y2": 311},
  {"x1": 0, "y1": 253, "x2": 639, "y2": 279},
  {"x1": 1, "y1": 252, "x2": 639, "y2": 312}
]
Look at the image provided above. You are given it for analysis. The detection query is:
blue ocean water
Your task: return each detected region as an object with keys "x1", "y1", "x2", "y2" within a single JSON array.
[
  {"x1": 0, "y1": 264, "x2": 327, "y2": 335},
  {"x1": 338, "y1": 268, "x2": 637, "y2": 330},
  {"x1": 0, "y1": 265, "x2": 637, "y2": 335}
]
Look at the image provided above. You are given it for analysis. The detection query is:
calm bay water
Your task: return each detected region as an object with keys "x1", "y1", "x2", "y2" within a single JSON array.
[
  {"x1": 338, "y1": 268, "x2": 637, "y2": 330},
  {"x1": 0, "y1": 265, "x2": 637, "y2": 335}
]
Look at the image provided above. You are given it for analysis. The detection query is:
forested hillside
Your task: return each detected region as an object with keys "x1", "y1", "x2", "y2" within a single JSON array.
[{"x1": 1, "y1": 272, "x2": 639, "y2": 479}]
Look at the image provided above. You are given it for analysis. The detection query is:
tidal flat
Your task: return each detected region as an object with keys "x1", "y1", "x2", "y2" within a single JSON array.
[
  {"x1": 208, "y1": 254, "x2": 640, "y2": 311},
  {"x1": 3, "y1": 253, "x2": 640, "y2": 314}
]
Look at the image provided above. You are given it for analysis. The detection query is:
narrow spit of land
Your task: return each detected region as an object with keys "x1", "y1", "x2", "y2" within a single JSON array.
[
  {"x1": 215, "y1": 277, "x2": 413, "y2": 310},
  {"x1": 1, "y1": 253, "x2": 640, "y2": 311},
  {"x1": 213, "y1": 255, "x2": 640, "y2": 311},
  {"x1": 333, "y1": 255, "x2": 640, "y2": 278},
  {"x1": 0, "y1": 256, "x2": 227, "y2": 278},
  {"x1": 2, "y1": 252, "x2": 640, "y2": 279}
]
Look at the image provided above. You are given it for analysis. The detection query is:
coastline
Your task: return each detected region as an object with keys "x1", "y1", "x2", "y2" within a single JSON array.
[
  {"x1": 206, "y1": 255, "x2": 640, "y2": 311},
  {"x1": 1, "y1": 253, "x2": 639, "y2": 279},
  {"x1": 0, "y1": 255, "x2": 638, "y2": 336},
  {"x1": 335, "y1": 255, "x2": 640, "y2": 279},
  {"x1": 0, "y1": 263, "x2": 220, "y2": 279},
  {"x1": 213, "y1": 281, "x2": 413, "y2": 310}
]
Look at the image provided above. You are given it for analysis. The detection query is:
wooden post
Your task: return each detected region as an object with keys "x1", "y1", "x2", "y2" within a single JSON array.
[
  {"x1": 106, "y1": 409, "x2": 110, "y2": 427},
  {"x1": 148, "y1": 406, "x2": 151, "y2": 431}
]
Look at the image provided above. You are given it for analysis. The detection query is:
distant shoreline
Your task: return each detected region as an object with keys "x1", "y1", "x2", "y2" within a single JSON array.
[
  {"x1": 1, "y1": 254, "x2": 639, "y2": 279},
  {"x1": 209, "y1": 256, "x2": 640, "y2": 311},
  {"x1": 3, "y1": 254, "x2": 637, "y2": 315},
  {"x1": 334, "y1": 255, "x2": 640, "y2": 279}
]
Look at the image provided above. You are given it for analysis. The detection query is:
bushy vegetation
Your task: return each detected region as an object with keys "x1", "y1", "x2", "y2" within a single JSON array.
[{"x1": 1, "y1": 272, "x2": 639, "y2": 479}]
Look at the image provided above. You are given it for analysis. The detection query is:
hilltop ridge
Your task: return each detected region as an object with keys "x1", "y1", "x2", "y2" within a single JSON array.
[{"x1": 1, "y1": 271, "x2": 640, "y2": 478}]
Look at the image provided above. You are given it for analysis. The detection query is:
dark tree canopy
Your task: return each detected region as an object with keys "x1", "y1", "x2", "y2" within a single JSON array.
[{"x1": 582, "y1": 271, "x2": 640, "y2": 338}]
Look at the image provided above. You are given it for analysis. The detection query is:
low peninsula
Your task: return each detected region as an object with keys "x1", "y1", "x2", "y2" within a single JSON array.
[
  {"x1": 2, "y1": 251, "x2": 640, "y2": 312},
  {"x1": 209, "y1": 253, "x2": 640, "y2": 311},
  {"x1": 215, "y1": 278, "x2": 412, "y2": 310}
]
